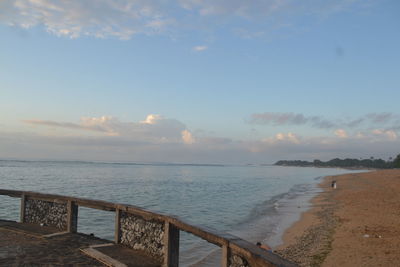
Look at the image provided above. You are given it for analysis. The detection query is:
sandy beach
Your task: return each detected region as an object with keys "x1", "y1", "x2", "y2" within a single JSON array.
[{"x1": 276, "y1": 169, "x2": 400, "y2": 267}]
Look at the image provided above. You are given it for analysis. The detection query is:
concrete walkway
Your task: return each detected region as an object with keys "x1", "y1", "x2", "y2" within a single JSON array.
[{"x1": 0, "y1": 220, "x2": 161, "y2": 267}]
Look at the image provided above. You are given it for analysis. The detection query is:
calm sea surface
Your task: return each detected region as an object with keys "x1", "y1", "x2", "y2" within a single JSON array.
[{"x1": 0, "y1": 160, "x2": 363, "y2": 266}]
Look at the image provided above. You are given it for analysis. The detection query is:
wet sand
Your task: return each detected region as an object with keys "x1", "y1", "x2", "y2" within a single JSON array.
[{"x1": 276, "y1": 169, "x2": 400, "y2": 266}]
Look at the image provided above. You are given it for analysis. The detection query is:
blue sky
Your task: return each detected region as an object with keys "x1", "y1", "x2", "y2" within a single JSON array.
[{"x1": 1, "y1": 0, "x2": 399, "y2": 163}]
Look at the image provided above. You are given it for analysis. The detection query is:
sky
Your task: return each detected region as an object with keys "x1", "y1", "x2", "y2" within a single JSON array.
[{"x1": 1, "y1": 0, "x2": 400, "y2": 164}]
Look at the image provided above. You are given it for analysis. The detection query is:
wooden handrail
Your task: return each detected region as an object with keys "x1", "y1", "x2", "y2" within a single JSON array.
[
  {"x1": 0, "y1": 188, "x2": 297, "y2": 267},
  {"x1": 0, "y1": 189, "x2": 24, "y2": 198}
]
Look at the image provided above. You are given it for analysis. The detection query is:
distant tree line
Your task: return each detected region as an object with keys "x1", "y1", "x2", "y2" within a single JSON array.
[{"x1": 274, "y1": 154, "x2": 400, "y2": 169}]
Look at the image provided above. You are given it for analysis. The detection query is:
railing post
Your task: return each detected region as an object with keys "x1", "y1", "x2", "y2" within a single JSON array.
[
  {"x1": 67, "y1": 200, "x2": 78, "y2": 233},
  {"x1": 20, "y1": 193, "x2": 26, "y2": 223},
  {"x1": 114, "y1": 208, "x2": 121, "y2": 244},
  {"x1": 163, "y1": 221, "x2": 179, "y2": 267},
  {"x1": 221, "y1": 244, "x2": 230, "y2": 267}
]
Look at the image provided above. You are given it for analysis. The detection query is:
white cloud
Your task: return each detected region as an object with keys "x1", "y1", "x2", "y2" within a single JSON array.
[
  {"x1": 0, "y1": 0, "x2": 368, "y2": 39},
  {"x1": 355, "y1": 132, "x2": 364, "y2": 139},
  {"x1": 140, "y1": 114, "x2": 163, "y2": 124},
  {"x1": 386, "y1": 130, "x2": 398, "y2": 141},
  {"x1": 24, "y1": 114, "x2": 188, "y2": 143},
  {"x1": 263, "y1": 132, "x2": 300, "y2": 144},
  {"x1": 371, "y1": 129, "x2": 397, "y2": 141},
  {"x1": 80, "y1": 116, "x2": 120, "y2": 136},
  {"x1": 192, "y1": 45, "x2": 208, "y2": 52},
  {"x1": 286, "y1": 132, "x2": 300, "y2": 144},
  {"x1": 371, "y1": 129, "x2": 383, "y2": 135},
  {"x1": 334, "y1": 129, "x2": 348, "y2": 138},
  {"x1": 179, "y1": 0, "x2": 287, "y2": 17},
  {"x1": 23, "y1": 118, "x2": 113, "y2": 133},
  {"x1": 275, "y1": 132, "x2": 299, "y2": 143},
  {"x1": 1, "y1": 0, "x2": 172, "y2": 39},
  {"x1": 332, "y1": 128, "x2": 398, "y2": 141},
  {"x1": 247, "y1": 112, "x2": 337, "y2": 129},
  {"x1": 249, "y1": 112, "x2": 308, "y2": 125},
  {"x1": 181, "y1": 129, "x2": 195, "y2": 144},
  {"x1": 7, "y1": 111, "x2": 400, "y2": 164},
  {"x1": 367, "y1": 113, "x2": 393, "y2": 124},
  {"x1": 2, "y1": 124, "x2": 400, "y2": 164},
  {"x1": 248, "y1": 112, "x2": 400, "y2": 131}
]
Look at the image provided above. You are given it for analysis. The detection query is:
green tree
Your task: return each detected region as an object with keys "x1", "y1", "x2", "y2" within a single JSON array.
[{"x1": 393, "y1": 154, "x2": 400, "y2": 168}]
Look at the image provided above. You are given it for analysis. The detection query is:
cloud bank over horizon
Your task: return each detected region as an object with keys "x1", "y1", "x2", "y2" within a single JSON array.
[
  {"x1": 24, "y1": 114, "x2": 192, "y2": 144},
  {"x1": 1, "y1": 112, "x2": 399, "y2": 164},
  {"x1": 248, "y1": 112, "x2": 400, "y2": 130},
  {"x1": 0, "y1": 0, "x2": 368, "y2": 39}
]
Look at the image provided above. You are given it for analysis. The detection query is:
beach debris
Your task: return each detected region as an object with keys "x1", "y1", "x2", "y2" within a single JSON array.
[{"x1": 363, "y1": 234, "x2": 370, "y2": 238}]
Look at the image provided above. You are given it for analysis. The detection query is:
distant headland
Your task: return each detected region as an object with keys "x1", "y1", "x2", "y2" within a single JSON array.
[{"x1": 274, "y1": 154, "x2": 400, "y2": 169}]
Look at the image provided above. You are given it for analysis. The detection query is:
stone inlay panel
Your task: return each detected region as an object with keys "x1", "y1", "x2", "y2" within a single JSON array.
[
  {"x1": 24, "y1": 199, "x2": 68, "y2": 230},
  {"x1": 230, "y1": 254, "x2": 250, "y2": 267},
  {"x1": 120, "y1": 211, "x2": 164, "y2": 260}
]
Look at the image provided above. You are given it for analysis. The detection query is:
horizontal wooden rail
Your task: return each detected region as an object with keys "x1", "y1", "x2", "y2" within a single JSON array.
[
  {"x1": 0, "y1": 189, "x2": 24, "y2": 198},
  {"x1": 0, "y1": 188, "x2": 297, "y2": 267}
]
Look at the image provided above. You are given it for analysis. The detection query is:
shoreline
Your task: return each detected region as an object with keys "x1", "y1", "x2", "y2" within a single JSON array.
[
  {"x1": 274, "y1": 174, "x2": 339, "y2": 266},
  {"x1": 275, "y1": 169, "x2": 400, "y2": 266}
]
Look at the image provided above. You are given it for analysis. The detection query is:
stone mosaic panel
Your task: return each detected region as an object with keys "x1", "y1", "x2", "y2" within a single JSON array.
[
  {"x1": 119, "y1": 211, "x2": 164, "y2": 260},
  {"x1": 24, "y1": 198, "x2": 68, "y2": 230},
  {"x1": 230, "y1": 253, "x2": 250, "y2": 267}
]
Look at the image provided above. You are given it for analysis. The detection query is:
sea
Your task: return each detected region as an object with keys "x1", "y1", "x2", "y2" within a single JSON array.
[{"x1": 0, "y1": 160, "x2": 364, "y2": 266}]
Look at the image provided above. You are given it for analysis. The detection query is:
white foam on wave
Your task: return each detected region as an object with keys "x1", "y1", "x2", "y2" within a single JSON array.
[{"x1": 188, "y1": 182, "x2": 322, "y2": 266}]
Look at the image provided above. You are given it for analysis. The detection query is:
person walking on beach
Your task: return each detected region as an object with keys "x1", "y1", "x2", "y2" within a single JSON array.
[{"x1": 331, "y1": 180, "x2": 337, "y2": 189}]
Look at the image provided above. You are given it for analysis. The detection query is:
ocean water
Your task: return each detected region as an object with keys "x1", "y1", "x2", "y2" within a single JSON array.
[{"x1": 0, "y1": 160, "x2": 363, "y2": 266}]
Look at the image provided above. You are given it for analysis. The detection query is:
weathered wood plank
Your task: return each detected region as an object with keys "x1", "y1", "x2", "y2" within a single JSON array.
[
  {"x1": 114, "y1": 208, "x2": 121, "y2": 244},
  {"x1": 80, "y1": 247, "x2": 127, "y2": 267},
  {"x1": 118, "y1": 204, "x2": 168, "y2": 222},
  {"x1": 221, "y1": 244, "x2": 230, "y2": 267},
  {"x1": 43, "y1": 231, "x2": 69, "y2": 238},
  {"x1": 67, "y1": 200, "x2": 78, "y2": 233},
  {"x1": 75, "y1": 199, "x2": 116, "y2": 211},
  {"x1": 20, "y1": 193, "x2": 26, "y2": 223},
  {"x1": 0, "y1": 189, "x2": 24, "y2": 198},
  {"x1": 168, "y1": 217, "x2": 228, "y2": 247},
  {"x1": 163, "y1": 222, "x2": 179, "y2": 267},
  {"x1": 90, "y1": 243, "x2": 115, "y2": 248}
]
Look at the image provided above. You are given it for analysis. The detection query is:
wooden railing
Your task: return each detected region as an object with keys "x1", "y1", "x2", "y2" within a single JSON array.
[{"x1": 0, "y1": 189, "x2": 296, "y2": 267}]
